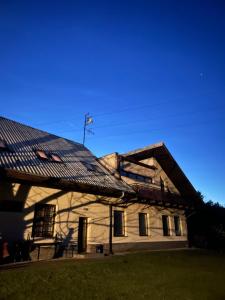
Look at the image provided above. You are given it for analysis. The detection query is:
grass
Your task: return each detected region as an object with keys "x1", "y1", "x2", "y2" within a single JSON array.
[{"x1": 0, "y1": 249, "x2": 225, "y2": 300}]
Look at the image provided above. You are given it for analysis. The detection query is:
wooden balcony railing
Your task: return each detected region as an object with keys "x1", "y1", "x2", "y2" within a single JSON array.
[{"x1": 131, "y1": 183, "x2": 187, "y2": 208}]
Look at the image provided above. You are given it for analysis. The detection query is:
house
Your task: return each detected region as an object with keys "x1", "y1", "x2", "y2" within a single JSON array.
[
  {"x1": 0, "y1": 116, "x2": 134, "y2": 260},
  {"x1": 99, "y1": 143, "x2": 199, "y2": 252},
  {"x1": 0, "y1": 116, "x2": 198, "y2": 261}
]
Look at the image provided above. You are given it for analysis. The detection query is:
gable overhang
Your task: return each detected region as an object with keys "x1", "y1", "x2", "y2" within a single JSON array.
[{"x1": 122, "y1": 142, "x2": 199, "y2": 205}]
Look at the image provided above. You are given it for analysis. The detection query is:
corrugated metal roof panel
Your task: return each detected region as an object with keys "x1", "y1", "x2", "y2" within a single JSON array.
[{"x1": 0, "y1": 117, "x2": 133, "y2": 194}]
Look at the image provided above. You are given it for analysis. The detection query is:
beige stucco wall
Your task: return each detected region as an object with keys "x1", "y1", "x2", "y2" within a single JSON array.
[
  {"x1": 112, "y1": 204, "x2": 187, "y2": 244},
  {"x1": 99, "y1": 154, "x2": 188, "y2": 245},
  {"x1": 0, "y1": 180, "x2": 187, "y2": 253},
  {"x1": 0, "y1": 182, "x2": 113, "y2": 251},
  {"x1": 99, "y1": 153, "x2": 118, "y2": 173}
]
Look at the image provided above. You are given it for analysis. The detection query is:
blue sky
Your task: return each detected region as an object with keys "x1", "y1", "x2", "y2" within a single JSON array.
[{"x1": 0, "y1": 0, "x2": 225, "y2": 205}]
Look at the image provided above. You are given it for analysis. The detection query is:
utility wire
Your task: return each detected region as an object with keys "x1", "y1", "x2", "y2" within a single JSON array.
[
  {"x1": 33, "y1": 99, "x2": 172, "y2": 126},
  {"x1": 59, "y1": 113, "x2": 223, "y2": 145},
  {"x1": 50, "y1": 104, "x2": 224, "y2": 135},
  {"x1": 84, "y1": 116, "x2": 224, "y2": 141},
  {"x1": 30, "y1": 90, "x2": 223, "y2": 127}
]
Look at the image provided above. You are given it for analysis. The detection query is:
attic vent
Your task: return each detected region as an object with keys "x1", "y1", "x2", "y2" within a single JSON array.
[
  {"x1": 0, "y1": 139, "x2": 9, "y2": 151},
  {"x1": 36, "y1": 150, "x2": 48, "y2": 160}
]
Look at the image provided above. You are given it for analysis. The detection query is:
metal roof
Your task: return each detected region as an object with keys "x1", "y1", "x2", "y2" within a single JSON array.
[{"x1": 0, "y1": 117, "x2": 133, "y2": 196}]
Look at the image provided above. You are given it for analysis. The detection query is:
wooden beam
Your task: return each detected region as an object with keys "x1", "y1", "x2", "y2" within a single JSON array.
[{"x1": 120, "y1": 156, "x2": 156, "y2": 170}]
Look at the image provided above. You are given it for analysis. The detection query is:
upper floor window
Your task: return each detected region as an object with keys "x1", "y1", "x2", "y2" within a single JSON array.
[
  {"x1": 139, "y1": 213, "x2": 148, "y2": 236},
  {"x1": 162, "y1": 215, "x2": 170, "y2": 236},
  {"x1": 120, "y1": 170, "x2": 152, "y2": 184},
  {"x1": 174, "y1": 216, "x2": 181, "y2": 236},
  {"x1": 32, "y1": 204, "x2": 56, "y2": 238},
  {"x1": 114, "y1": 210, "x2": 125, "y2": 237}
]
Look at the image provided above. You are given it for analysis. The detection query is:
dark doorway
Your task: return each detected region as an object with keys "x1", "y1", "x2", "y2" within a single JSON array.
[{"x1": 78, "y1": 217, "x2": 88, "y2": 253}]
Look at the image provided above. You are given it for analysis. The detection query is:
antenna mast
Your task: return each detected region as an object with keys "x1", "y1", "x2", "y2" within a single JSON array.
[{"x1": 82, "y1": 113, "x2": 94, "y2": 145}]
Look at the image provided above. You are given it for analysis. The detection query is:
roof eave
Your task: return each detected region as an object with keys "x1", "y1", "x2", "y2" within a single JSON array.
[{"x1": 0, "y1": 168, "x2": 135, "y2": 198}]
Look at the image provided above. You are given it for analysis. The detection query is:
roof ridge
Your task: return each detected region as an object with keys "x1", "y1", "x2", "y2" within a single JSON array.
[
  {"x1": 121, "y1": 141, "x2": 165, "y2": 156},
  {"x1": 0, "y1": 115, "x2": 83, "y2": 147}
]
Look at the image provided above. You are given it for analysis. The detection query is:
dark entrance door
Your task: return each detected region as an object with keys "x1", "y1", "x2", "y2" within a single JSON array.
[{"x1": 78, "y1": 217, "x2": 87, "y2": 253}]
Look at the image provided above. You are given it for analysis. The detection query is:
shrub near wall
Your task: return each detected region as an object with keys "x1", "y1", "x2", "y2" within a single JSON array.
[{"x1": 187, "y1": 198, "x2": 225, "y2": 251}]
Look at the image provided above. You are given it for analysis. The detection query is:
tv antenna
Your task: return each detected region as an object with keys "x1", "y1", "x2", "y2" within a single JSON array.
[{"x1": 82, "y1": 113, "x2": 94, "y2": 145}]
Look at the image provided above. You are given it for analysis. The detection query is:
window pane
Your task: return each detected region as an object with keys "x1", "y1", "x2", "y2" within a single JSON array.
[
  {"x1": 162, "y1": 215, "x2": 169, "y2": 236},
  {"x1": 174, "y1": 216, "x2": 181, "y2": 236},
  {"x1": 51, "y1": 154, "x2": 62, "y2": 162},
  {"x1": 139, "y1": 213, "x2": 148, "y2": 236},
  {"x1": 114, "y1": 210, "x2": 124, "y2": 236},
  {"x1": 32, "y1": 204, "x2": 56, "y2": 238},
  {"x1": 36, "y1": 150, "x2": 48, "y2": 160}
]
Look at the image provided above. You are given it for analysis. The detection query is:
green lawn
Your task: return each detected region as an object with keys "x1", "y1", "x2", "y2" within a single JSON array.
[{"x1": 0, "y1": 249, "x2": 225, "y2": 300}]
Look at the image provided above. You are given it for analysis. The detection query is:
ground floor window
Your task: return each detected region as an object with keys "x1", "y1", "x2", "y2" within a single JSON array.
[
  {"x1": 139, "y1": 213, "x2": 148, "y2": 236},
  {"x1": 32, "y1": 204, "x2": 56, "y2": 238},
  {"x1": 114, "y1": 210, "x2": 125, "y2": 236},
  {"x1": 162, "y1": 215, "x2": 170, "y2": 236},
  {"x1": 174, "y1": 216, "x2": 181, "y2": 236}
]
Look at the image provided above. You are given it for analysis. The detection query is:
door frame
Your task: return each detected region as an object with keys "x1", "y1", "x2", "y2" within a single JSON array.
[{"x1": 78, "y1": 217, "x2": 88, "y2": 253}]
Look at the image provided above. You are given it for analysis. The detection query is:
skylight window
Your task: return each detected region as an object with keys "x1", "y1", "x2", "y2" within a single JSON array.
[
  {"x1": 50, "y1": 153, "x2": 63, "y2": 163},
  {"x1": 83, "y1": 162, "x2": 103, "y2": 173},
  {"x1": 35, "y1": 150, "x2": 63, "y2": 163},
  {"x1": 36, "y1": 150, "x2": 48, "y2": 160},
  {"x1": 0, "y1": 139, "x2": 9, "y2": 151},
  {"x1": 84, "y1": 163, "x2": 96, "y2": 172}
]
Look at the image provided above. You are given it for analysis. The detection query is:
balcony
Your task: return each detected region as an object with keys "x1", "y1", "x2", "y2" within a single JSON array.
[{"x1": 131, "y1": 183, "x2": 187, "y2": 208}]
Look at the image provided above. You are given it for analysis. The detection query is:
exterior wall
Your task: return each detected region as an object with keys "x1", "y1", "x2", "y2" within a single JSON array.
[
  {"x1": 99, "y1": 153, "x2": 118, "y2": 173},
  {"x1": 112, "y1": 204, "x2": 187, "y2": 244},
  {"x1": 0, "y1": 181, "x2": 113, "y2": 251},
  {"x1": 0, "y1": 180, "x2": 188, "y2": 260},
  {"x1": 99, "y1": 153, "x2": 188, "y2": 252}
]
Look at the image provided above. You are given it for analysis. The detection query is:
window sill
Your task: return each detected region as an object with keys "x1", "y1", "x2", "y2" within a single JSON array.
[{"x1": 113, "y1": 235, "x2": 127, "y2": 237}]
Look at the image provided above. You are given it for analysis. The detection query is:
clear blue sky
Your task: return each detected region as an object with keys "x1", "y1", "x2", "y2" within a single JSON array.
[{"x1": 0, "y1": 1, "x2": 225, "y2": 205}]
